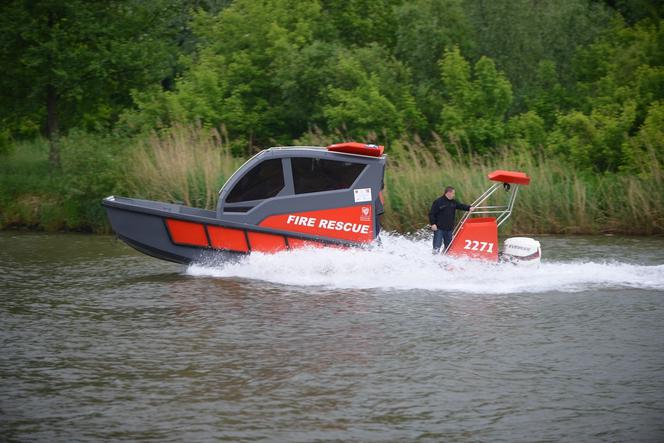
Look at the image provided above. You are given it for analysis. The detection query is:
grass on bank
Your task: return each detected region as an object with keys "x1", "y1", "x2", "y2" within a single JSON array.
[
  {"x1": 0, "y1": 138, "x2": 67, "y2": 231},
  {"x1": 0, "y1": 126, "x2": 662, "y2": 235}
]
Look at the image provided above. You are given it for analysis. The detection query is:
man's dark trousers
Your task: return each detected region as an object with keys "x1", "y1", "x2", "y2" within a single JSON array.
[{"x1": 433, "y1": 229, "x2": 453, "y2": 254}]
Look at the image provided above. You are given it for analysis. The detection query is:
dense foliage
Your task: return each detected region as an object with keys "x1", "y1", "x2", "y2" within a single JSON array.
[
  {"x1": 0, "y1": 0, "x2": 662, "y2": 232},
  {"x1": 2, "y1": 0, "x2": 662, "y2": 170}
]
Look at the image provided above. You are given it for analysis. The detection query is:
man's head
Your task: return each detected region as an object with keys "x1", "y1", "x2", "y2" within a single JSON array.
[{"x1": 444, "y1": 186, "x2": 455, "y2": 199}]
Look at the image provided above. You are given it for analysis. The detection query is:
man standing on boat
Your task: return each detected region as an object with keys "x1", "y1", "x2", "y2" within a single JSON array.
[{"x1": 429, "y1": 186, "x2": 474, "y2": 254}]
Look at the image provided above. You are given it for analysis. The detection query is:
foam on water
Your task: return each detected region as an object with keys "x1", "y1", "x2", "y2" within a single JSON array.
[{"x1": 187, "y1": 232, "x2": 664, "y2": 293}]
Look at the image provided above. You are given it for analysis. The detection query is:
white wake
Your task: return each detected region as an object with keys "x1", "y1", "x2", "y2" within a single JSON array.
[{"x1": 186, "y1": 232, "x2": 664, "y2": 293}]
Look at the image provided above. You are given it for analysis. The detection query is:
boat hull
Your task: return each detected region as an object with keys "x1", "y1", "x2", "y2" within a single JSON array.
[
  {"x1": 105, "y1": 204, "x2": 235, "y2": 264},
  {"x1": 103, "y1": 197, "x2": 368, "y2": 265}
]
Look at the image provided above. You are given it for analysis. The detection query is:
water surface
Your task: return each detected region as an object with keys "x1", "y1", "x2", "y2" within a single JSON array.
[{"x1": 1, "y1": 232, "x2": 663, "y2": 442}]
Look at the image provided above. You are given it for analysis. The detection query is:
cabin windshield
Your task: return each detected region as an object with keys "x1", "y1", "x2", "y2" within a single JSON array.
[
  {"x1": 226, "y1": 158, "x2": 284, "y2": 203},
  {"x1": 292, "y1": 158, "x2": 365, "y2": 194}
]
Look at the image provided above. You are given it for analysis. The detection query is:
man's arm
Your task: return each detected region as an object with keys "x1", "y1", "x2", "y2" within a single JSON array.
[{"x1": 456, "y1": 201, "x2": 471, "y2": 211}]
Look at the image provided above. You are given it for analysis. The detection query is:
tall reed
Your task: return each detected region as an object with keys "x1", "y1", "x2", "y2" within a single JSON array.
[
  {"x1": 126, "y1": 124, "x2": 244, "y2": 209},
  {"x1": 126, "y1": 127, "x2": 663, "y2": 235},
  {"x1": 382, "y1": 139, "x2": 663, "y2": 235}
]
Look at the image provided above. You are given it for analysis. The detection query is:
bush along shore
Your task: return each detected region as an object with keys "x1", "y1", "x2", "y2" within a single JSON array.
[{"x1": 1, "y1": 125, "x2": 661, "y2": 236}]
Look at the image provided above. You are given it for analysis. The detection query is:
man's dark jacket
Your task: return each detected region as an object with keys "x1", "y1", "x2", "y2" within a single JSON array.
[{"x1": 429, "y1": 196, "x2": 471, "y2": 230}]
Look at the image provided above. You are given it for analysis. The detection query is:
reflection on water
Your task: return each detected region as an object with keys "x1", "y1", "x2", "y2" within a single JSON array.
[{"x1": 1, "y1": 232, "x2": 663, "y2": 442}]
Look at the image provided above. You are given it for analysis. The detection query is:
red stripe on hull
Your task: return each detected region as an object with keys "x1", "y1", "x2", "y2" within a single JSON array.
[
  {"x1": 287, "y1": 238, "x2": 325, "y2": 249},
  {"x1": 247, "y1": 232, "x2": 287, "y2": 253},
  {"x1": 208, "y1": 226, "x2": 249, "y2": 252},
  {"x1": 166, "y1": 219, "x2": 209, "y2": 247}
]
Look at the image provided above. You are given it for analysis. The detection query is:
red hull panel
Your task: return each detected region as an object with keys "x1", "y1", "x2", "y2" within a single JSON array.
[
  {"x1": 208, "y1": 226, "x2": 249, "y2": 252},
  {"x1": 248, "y1": 232, "x2": 288, "y2": 253},
  {"x1": 287, "y1": 238, "x2": 324, "y2": 249},
  {"x1": 166, "y1": 219, "x2": 209, "y2": 247},
  {"x1": 447, "y1": 217, "x2": 499, "y2": 261}
]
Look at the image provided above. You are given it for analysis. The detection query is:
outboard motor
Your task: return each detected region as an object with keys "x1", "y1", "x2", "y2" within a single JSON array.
[{"x1": 500, "y1": 237, "x2": 541, "y2": 266}]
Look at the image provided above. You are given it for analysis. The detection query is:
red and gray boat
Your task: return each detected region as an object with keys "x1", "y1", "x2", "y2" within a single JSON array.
[
  {"x1": 102, "y1": 143, "x2": 386, "y2": 264},
  {"x1": 103, "y1": 141, "x2": 541, "y2": 266}
]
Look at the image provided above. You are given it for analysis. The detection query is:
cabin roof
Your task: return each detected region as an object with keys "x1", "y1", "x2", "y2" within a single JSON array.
[{"x1": 266, "y1": 146, "x2": 386, "y2": 159}]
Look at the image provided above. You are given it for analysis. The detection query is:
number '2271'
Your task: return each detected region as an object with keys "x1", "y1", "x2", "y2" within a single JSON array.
[{"x1": 463, "y1": 240, "x2": 494, "y2": 252}]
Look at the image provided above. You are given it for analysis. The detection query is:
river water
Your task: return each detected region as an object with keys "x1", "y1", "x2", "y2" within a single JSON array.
[{"x1": 1, "y1": 232, "x2": 663, "y2": 442}]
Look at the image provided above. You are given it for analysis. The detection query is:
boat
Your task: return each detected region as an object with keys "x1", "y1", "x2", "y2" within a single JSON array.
[
  {"x1": 102, "y1": 141, "x2": 540, "y2": 266},
  {"x1": 102, "y1": 143, "x2": 386, "y2": 264},
  {"x1": 443, "y1": 170, "x2": 542, "y2": 266}
]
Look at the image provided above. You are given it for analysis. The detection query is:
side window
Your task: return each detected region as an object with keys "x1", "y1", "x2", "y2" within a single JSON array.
[
  {"x1": 226, "y1": 159, "x2": 284, "y2": 203},
  {"x1": 292, "y1": 158, "x2": 365, "y2": 194}
]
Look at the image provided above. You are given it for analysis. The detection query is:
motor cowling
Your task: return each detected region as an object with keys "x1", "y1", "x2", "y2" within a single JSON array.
[{"x1": 501, "y1": 237, "x2": 541, "y2": 266}]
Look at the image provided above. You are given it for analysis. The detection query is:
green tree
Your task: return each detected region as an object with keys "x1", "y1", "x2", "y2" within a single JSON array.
[
  {"x1": 548, "y1": 101, "x2": 637, "y2": 171},
  {"x1": 319, "y1": 0, "x2": 402, "y2": 49},
  {"x1": 622, "y1": 100, "x2": 664, "y2": 174},
  {"x1": 598, "y1": 0, "x2": 663, "y2": 24},
  {"x1": 572, "y1": 18, "x2": 663, "y2": 120},
  {"x1": 525, "y1": 60, "x2": 571, "y2": 129},
  {"x1": 505, "y1": 111, "x2": 546, "y2": 148},
  {"x1": 464, "y1": 0, "x2": 613, "y2": 110},
  {"x1": 125, "y1": 0, "x2": 427, "y2": 147},
  {"x1": 549, "y1": 18, "x2": 663, "y2": 171},
  {"x1": 437, "y1": 48, "x2": 513, "y2": 152},
  {"x1": 124, "y1": 0, "x2": 325, "y2": 149},
  {"x1": 393, "y1": 0, "x2": 472, "y2": 127},
  {"x1": 0, "y1": 0, "x2": 181, "y2": 168},
  {"x1": 322, "y1": 46, "x2": 425, "y2": 140}
]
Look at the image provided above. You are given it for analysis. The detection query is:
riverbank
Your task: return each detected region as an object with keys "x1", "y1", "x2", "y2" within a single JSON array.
[{"x1": 1, "y1": 126, "x2": 662, "y2": 235}]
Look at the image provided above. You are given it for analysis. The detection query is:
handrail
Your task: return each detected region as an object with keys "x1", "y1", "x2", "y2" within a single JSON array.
[{"x1": 443, "y1": 182, "x2": 521, "y2": 254}]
